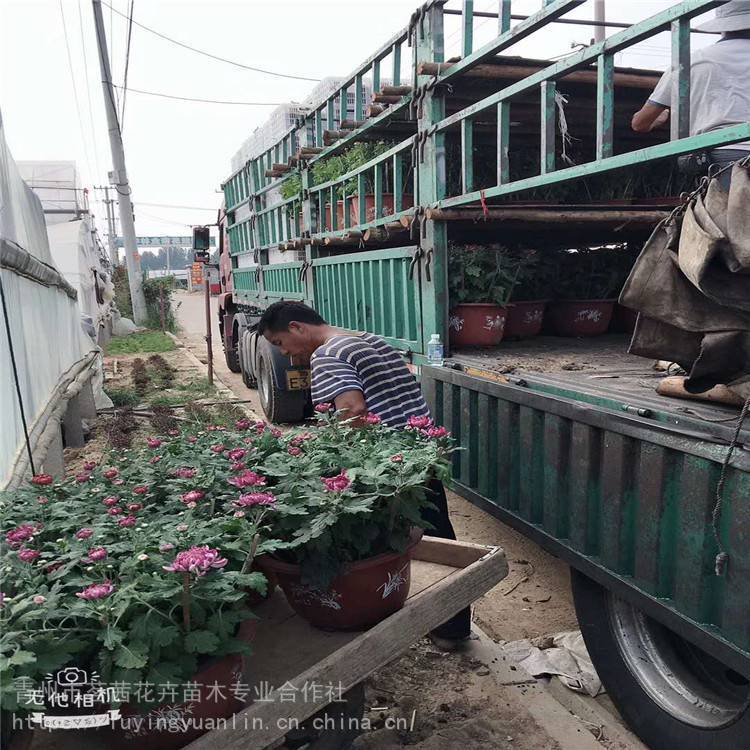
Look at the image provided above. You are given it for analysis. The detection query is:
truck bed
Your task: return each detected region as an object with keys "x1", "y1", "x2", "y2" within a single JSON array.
[{"x1": 450, "y1": 334, "x2": 749, "y2": 436}]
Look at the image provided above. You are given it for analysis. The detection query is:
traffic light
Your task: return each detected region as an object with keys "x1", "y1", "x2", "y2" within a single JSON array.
[{"x1": 193, "y1": 226, "x2": 210, "y2": 263}]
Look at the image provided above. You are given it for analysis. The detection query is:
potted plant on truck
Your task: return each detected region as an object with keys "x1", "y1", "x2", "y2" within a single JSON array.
[
  {"x1": 504, "y1": 248, "x2": 553, "y2": 340},
  {"x1": 546, "y1": 246, "x2": 628, "y2": 337},
  {"x1": 448, "y1": 243, "x2": 521, "y2": 347}
]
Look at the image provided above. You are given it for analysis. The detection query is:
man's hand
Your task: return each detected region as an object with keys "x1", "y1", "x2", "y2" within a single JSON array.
[
  {"x1": 632, "y1": 102, "x2": 670, "y2": 133},
  {"x1": 333, "y1": 390, "x2": 368, "y2": 426}
]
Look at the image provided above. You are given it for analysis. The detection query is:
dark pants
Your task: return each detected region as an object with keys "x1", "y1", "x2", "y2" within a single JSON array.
[
  {"x1": 708, "y1": 148, "x2": 749, "y2": 191},
  {"x1": 423, "y1": 478, "x2": 472, "y2": 639}
]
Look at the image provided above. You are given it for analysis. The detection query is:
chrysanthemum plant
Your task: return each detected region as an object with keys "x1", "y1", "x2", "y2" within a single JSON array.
[{"x1": 0, "y1": 413, "x2": 453, "y2": 712}]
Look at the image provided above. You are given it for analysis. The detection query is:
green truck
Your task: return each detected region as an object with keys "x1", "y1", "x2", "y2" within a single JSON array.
[{"x1": 218, "y1": 2, "x2": 750, "y2": 746}]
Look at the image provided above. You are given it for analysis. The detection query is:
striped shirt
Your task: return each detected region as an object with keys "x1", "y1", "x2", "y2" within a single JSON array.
[{"x1": 310, "y1": 333, "x2": 430, "y2": 428}]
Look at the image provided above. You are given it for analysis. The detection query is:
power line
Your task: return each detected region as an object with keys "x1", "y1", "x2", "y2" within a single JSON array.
[
  {"x1": 77, "y1": 0, "x2": 103, "y2": 183},
  {"x1": 59, "y1": 0, "x2": 95, "y2": 182},
  {"x1": 100, "y1": 0, "x2": 320, "y2": 82},
  {"x1": 120, "y1": 0, "x2": 135, "y2": 126},
  {"x1": 111, "y1": 84, "x2": 285, "y2": 106},
  {"x1": 135, "y1": 201, "x2": 217, "y2": 210}
]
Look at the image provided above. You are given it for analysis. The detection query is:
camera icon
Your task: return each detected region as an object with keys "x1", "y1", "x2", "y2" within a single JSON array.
[{"x1": 55, "y1": 667, "x2": 89, "y2": 687}]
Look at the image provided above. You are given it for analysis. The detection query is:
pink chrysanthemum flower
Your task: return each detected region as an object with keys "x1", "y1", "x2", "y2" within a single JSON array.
[
  {"x1": 163, "y1": 546, "x2": 228, "y2": 576},
  {"x1": 76, "y1": 581, "x2": 114, "y2": 600},
  {"x1": 180, "y1": 490, "x2": 205, "y2": 505},
  {"x1": 228, "y1": 470, "x2": 267, "y2": 489},
  {"x1": 234, "y1": 492, "x2": 276, "y2": 507},
  {"x1": 322, "y1": 471, "x2": 351, "y2": 493},
  {"x1": 75, "y1": 528, "x2": 94, "y2": 540}
]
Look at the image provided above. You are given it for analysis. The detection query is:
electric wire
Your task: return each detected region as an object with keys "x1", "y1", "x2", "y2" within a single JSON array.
[
  {"x1": 100, "y1": 0, "x2": 320, "y2": 82},
  {"x1": 135, "y1": 201, "x2": 217, "y2": 210},
  {"x1": 0, "y1": 275, "x2": 36, "y2": 475},
  {"x1": 120, "y1": 0, "x2": 135, "y2": 127},
  {"x1": 59, "y1": 0, "x2": 95, "y2": 182},
  {"x1": 111, "y1": 84, "x2": 284, "y2": 106},
  {"x1": 77, "y1": 0, "x2": 104, "y2": 214}
]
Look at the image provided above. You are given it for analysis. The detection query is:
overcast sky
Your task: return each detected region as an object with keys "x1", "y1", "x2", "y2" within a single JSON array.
[{"x1": 0, "y1": 0, "x2": 717, "y2": 243}]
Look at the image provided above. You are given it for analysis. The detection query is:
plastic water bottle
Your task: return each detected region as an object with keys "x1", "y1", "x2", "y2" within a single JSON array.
[{"x1": 427, "y1": 333, "x2": 444, "y2": 367}]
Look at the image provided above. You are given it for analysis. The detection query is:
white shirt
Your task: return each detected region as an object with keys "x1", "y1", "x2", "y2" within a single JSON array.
[{"x1": 649, "y1": 38, "x2": 750, "y2": 150}]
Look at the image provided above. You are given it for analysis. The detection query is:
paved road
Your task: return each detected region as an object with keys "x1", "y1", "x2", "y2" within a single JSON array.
[{"x1": 172, "y1": 290, "x2": 265, "y2": 419}]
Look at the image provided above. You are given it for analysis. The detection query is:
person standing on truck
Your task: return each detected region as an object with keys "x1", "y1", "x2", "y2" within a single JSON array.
[
  {"x1": 631, "y1": 0, "x2": 750, "y2": 188},
  {"x1": 257, "y1": 299, "x2": 472, "y2": 648}
]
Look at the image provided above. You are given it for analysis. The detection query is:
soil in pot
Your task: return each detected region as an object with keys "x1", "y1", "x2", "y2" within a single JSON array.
[
  {"x1": 449, "y1": 304, "x2": 507, "y2": 347},
  {"x1": 546, "y1": 300, "x2": 615, "y2": 337},
  {"x1": 609, "y1": 303, "x2": 638, "y2": 333},
  {"x1": 257, "y1": 531, "x2": 423, "y2": 631},
  {"x1": 504, "y1": 301, "x2": 546, "y2": 339},
  {"x1": 350, "y1": 193, "x2": 414, "y2": 224}
]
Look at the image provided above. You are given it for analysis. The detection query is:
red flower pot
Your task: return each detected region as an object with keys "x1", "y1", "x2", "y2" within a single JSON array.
[
  {"x1": 322, "y1": 201, "x2": 346, "y2": 231},
  {"x1": 609, "y1": 303, "x2": 639, "y2": 333},
  {"x1": 350, "y1": 193, "x2": 414, "y2": 224},
  {"x1": 256, "y1": 530, "x2": 423, "y2": 631},
  {"x1": 546, "y1": 300, "x2": 615, "y2": 337},
  {"x1": 449, "y1": 304, "x2": 507, "y2": 348},
  {"x1": 112, "y1": 621, "x2": 258, "y2": 750},
  {"x1": 504, "y1": 301, "x2": 546, "y2": 339}
]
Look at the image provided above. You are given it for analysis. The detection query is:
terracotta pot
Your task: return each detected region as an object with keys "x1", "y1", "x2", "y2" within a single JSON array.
[
  {"x1": 245, "y1": 564, "x2": 277, "y2": 606},
  {"x1": 504, "y1": 301, "x2": 546, "y2": 339},
  {"x1": 113, "y1": 621, "x2": 258, "y2": 750},
  {"x1": 256, "y1": 530, "x2": 423, "y2": 631},
  {"x1": 322, "y1": 201, "x2": 346, "y2": 231},
  {"x1": 610, "y1": 303, "x2": 638, "y2": 333},
  {"x1": 350, "y1": 193, "x2": 414, "y2": 224},
  {"x1": 449, "y1": 303, "x2": 507, "y2": 347},
  {"x1": 546, "y1": 300, "x2": 615, "y2": 337}
]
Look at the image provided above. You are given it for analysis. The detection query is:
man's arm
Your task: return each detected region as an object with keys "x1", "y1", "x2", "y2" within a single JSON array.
[
  {"x1": 333, "y1": 389, "x2": 368, "y2": 426},
  {"x1": 632, "y1": 102, "x2": 670, "y2": 133}
]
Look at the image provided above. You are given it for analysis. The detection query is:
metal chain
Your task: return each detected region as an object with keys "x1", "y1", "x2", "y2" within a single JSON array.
[{"x1": 712, "y1": 395, "x2": 750, "y2": 576}]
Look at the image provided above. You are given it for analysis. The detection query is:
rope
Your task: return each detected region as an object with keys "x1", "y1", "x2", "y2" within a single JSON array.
[
  {"x1": 711, "y1": 395, "x2": 750, "y2": 576},
  {"x1": 554, "y1": 91, "x2": 576, "y2": 166}
]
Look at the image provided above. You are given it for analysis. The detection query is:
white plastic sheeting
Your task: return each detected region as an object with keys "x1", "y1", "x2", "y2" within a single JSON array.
[
  {"x1": 47, "y1": 219, "x2": 114, "y2": 330},
  {"x1": 0, "y1": 111, "x2": 96, "y2": 487}
]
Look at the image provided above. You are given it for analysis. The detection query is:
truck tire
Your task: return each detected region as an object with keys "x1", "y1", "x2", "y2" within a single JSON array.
[
  {"x1": 257, "y1": 345, "x2": 307, "y2": 424},
  {"x1": 571, "y1": 569, "x2": 750, "y2": 749},
  {"x1": 239, "y1": 329, "x2": 257, "y2": 389},
  {"x1": 223, "y1": 322, "x2": 241, "y2": 373}
]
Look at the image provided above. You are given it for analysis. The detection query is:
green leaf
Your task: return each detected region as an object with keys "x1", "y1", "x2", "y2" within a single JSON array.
[
  {"x1": 152, "y1": 625, "x2": 180, "y2": 647},
  {"x1": 114, "y1": 642, "x2": 149, "y2": 669},
  {"x1": 184, "y1": 630, "x2": 219, "y2": 654},
  {"x1": 9, "y1": 650, "x2": 36, "y2": 666}
]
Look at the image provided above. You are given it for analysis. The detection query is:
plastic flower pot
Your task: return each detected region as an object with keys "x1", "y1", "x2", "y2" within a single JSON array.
[
  {"x1": 449, "y1": 304, "x2": 507, "y2": 348},
  {"x1": 256, "y1": 529, "x2": 423, "y2": 631},
  {"x1": 504, "y1": 301, "x2": 546, "y2": 340},
  {"x1": 113, "y1": 622, "x2": 257, "y2": 750},
  {"x1": 349, "y1": 193, "x2": 414, "y2": 224},
  {"x1": 609, "y1": 303, "x2": 639, "y2": 333},
  {"x1": 546, "y1": 300, "x2": 615, "y2": 337}
]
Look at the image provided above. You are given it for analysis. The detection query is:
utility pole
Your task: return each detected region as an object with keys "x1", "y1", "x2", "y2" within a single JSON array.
[
  {"x1": 96, "y1": 185, "x2": 119, "y2": 266},
  {"x1": 593, "y1": 0, "x2": 605, "y2": 43},
  {"x1": 91, "y1": 0, "x2": 147, "y2": 325}
]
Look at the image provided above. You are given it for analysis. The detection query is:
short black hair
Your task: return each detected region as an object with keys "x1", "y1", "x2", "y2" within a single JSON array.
[{"x1": 257, "y1": 301, "x2": 327, "y2": 335}]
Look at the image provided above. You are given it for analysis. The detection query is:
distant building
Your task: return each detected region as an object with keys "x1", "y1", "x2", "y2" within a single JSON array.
[{"x1": 16, "y1": 161, "x2": 90, "y2": 225}]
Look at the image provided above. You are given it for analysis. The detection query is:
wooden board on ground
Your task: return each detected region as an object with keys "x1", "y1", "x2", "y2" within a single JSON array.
[{"x1": 187, "y1": 537, "x2": 508, "y2": 750}]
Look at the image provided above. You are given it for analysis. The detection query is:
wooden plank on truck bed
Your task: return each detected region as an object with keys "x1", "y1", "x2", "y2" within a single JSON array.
[{"x1": 187, "y1": 537, "x2": 508, "y2": 750}]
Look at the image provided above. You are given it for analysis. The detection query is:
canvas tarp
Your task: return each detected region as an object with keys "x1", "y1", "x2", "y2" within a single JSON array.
[
  {"x1": 0, "y1": 110, "x2": 97, "y2": 487},
  {"x1": 620, "y1": 161, "x2": 750, "y2": 399}
]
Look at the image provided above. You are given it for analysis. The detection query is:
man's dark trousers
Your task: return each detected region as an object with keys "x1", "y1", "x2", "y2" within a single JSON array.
[{"x1": 422, "y1": 478, "x2": 472, "y2": 639}]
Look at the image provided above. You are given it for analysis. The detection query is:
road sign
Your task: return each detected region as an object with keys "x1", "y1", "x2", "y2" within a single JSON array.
[{"x1": 115, "y1": 236, "x2": 216, "y2": 248}]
